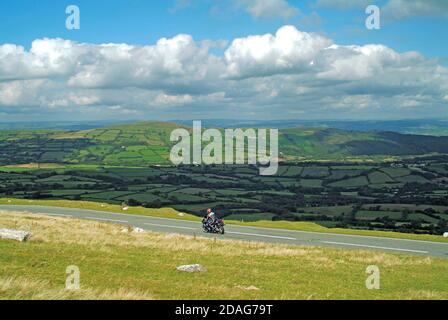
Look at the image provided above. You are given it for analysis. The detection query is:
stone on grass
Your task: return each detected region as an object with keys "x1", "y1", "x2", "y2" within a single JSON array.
[
  {"x1": 0, "y1": 229, "x2": 31, "y2": 242},
  {"x1": 176, "y1": 264, "x2": 207, "y2": 273},
  {"x1": 132, "y1": 227, "x2": 145, "y2": 234},
  {"x1": 236, "y1": 285, "x2": 260, "y2": 291},
  {"x1": 444, "y1": 232, "x2": 448, "y2": 238}
]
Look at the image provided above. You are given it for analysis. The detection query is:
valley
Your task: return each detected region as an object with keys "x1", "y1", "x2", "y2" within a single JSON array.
[{"x1": 0, "y1": 121, "x2": 447, "y2": 236}]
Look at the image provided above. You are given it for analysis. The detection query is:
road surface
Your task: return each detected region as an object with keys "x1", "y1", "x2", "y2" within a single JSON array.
[{"x1": 1, "y1": 205, "x2": 447, "y2": 258}]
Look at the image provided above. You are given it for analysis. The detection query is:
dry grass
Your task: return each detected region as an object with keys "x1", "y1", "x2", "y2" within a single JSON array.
[
  {"x1": 0, "y1": 277, "x2": 152, "y2": 300},
  {"x1": 0, "y1": 210, "x2": 435, "y2": 267},
  {"x1": 4, "y1": 163, "x2": 64, "y2": 169},
  {"x1": 2, "y1": 210, "x2": 442, "y2": 268},
  {"x1": 2, "y1": 198, "x2": 447, "y2": 243},
  {"x1": 1, "y1": 211, "x2": 447, "y2": 300}
]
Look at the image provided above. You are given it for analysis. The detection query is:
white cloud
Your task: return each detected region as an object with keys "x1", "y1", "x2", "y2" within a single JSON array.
[
  {"x1": 0, "y1": 79, "x2": 48, "y2": 106},
  {"x1": 225, "y1": 25, "x2": 332, "y2": 78},
  {"x1": 0, "y1": 39, "x2": 83, "y2": 81},
  {"x1": 155, "y1": 93, "x2": 194, "y2": 106},
  {"x1": 235, "y1": 0, "x2": 299, "y2": 19},
  {"x1": 317, "y1": 44, "x2": 424, "y2": 81},
  {"x1": 315, "y1": 0, "x2": 370, "y2": 10},
  {"x1": 67, "y1": 34, "x2": 224, "y2": 93},
  {"x1": 383, "y1": 0, "x2": 448, "y2": 21},
  {"x1": 315, "y1": 0, "x2": 448, "y2": 21},
  {"x1": 169, "y1": 0, "x2": 195, "y2": 13},
  {"x1": 0, "y1": 25, "x2": 447, "y2": 120}
]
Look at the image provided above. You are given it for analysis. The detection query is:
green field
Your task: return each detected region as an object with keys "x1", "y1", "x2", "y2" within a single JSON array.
[
  {"x1": 0, "y1": 156, "x2": 447, "y2": 236},
  {"x1": 2, "y1": 122, "x2": 448, "y2": 166},
  {"x1": 0, "y1": 121, "x2": 447, "y2": 237}
]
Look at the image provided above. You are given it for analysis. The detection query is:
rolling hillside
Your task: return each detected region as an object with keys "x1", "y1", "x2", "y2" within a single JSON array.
[{"x1": 0, "y1": 121, "x2": 448, "y2": 166}]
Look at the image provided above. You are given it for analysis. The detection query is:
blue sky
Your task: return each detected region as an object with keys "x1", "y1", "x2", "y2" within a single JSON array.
[{"x1": 0, "y1": 0, "x2": 447, "y2": 121}]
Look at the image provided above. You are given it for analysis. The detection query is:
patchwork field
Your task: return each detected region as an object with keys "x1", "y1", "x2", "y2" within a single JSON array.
[
  {"x1": 0, "y1": 122, "x2": 447, "y2": 236},
  {"x1": 2, "y1": 122, "x2": 448, "y2": 167},
  {"x1": 0, "y1": 157, "x2": 447, "y2": 235}
]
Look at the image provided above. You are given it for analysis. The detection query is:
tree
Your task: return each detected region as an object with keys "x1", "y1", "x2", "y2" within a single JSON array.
[{"x1": 145, "y1": 199, "x2": 162, "y2": 209}]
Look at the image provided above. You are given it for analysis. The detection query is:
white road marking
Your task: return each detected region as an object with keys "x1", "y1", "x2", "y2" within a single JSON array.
[
  {"x1": 227, "y1": 223, "x2": 448, "y2": 245},
  {"x1": 144, "y1": 223, "x2": 196, "y2": 230},
  {"x1": 44, "y1": 213, "x2": 70, "y2": 218},
  {"x1": 227, "y1": 231, "x2": 296, "y2": 240},
  {"x1": 86, "y1": 217, "x2": 128, "y2": 223},
  {"x1": 321, "y1": 241, "x2": 429, "y2": 254}
]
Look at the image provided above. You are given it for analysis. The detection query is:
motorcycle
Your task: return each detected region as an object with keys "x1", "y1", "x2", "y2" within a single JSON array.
[{"x1": 202, "y1": 218, "x2": 225, "y2": 235}]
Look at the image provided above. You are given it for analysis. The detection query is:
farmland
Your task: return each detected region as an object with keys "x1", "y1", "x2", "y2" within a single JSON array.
[
  {"x1": 0, "y1": 156, "x2": 447, "y2": 235},
  {"x1": 0, "y1": 121, "x2": 447, "y2": 236},
  {"x1": 2, "y1": 122, "x2": 448, "y2": 167}
]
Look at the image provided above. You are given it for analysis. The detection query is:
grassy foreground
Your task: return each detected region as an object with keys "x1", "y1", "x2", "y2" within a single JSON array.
[
  {"x1": 0, "y1": 211, "x2": 447, "y2": 300},
  {"x1": 0, "y1": 198, "x2": 447, "y2": 243}
]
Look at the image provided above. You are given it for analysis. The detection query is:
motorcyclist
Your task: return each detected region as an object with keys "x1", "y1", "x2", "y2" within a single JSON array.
[{"x1": 204, "y1": 208, "x2": 216, "y2": 228}]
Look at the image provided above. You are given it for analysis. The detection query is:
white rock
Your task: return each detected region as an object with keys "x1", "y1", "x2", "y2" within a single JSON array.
[
  {"x1": 177, "y1": 213, "x2": 185, "y2": 217},
  {"x1": 176, "y1": 264, "x2": 207, "y2": 273},
  {"x1": 443, "y1": 232, "x2": 448, "y2": 238},
  {"x1": 236, "y1": 285, "x2": 260, "y2": 291},
  {"x1": 0, "y1": 229, "x2": 31, "y2": 242},
  {"x1": 132, "y1": 227, "x2": 145, "y2": 234},
  {"x1": 122, "y1": 206, "x2": 129, "y2": 211}
]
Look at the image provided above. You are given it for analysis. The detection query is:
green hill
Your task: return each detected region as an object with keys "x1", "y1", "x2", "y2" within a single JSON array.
[{"x1": 1, "y1": 121, "x2": 448, "y2": 166}]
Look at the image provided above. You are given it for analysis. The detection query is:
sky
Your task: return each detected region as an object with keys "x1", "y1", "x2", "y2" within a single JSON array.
[{"x1": 0, "y1": 0, "x2": 447, "y2": 121}]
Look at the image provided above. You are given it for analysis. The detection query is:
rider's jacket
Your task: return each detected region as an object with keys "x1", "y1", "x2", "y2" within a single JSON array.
[{"x1": 207, "y1": 212, "x2": 216, "y2": 221}]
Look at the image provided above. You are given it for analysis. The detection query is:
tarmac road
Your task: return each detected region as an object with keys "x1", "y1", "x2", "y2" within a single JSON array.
[{"x1": 1, "y1": 204, "x2": 447, "y2": 258}]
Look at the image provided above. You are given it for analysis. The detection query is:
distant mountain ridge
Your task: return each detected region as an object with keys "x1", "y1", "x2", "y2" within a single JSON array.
[
  {"x1": 175, "y1": 119, "x2": 448, "y2": 136},
  {"x1": 1, "y1": 119, "x2": 448, "y2": 136}
]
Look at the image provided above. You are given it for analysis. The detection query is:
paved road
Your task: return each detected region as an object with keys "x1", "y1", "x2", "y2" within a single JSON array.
[{"x1": 1, "y1": 205, "x2": 448, "y2": 258}]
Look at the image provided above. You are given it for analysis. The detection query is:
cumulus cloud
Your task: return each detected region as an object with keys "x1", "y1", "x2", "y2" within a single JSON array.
[
  {"x1": 235, "y1": 0, "x2": 299, "y2": 19},
  {"x1": 315, "y1": 0, "x2": 448, "y2": 21},
  {"x1": 383, "y1": 0, "x2": 448, "y2": 21},
  {"x1": 169, "y1": 0, "x2": 299, "y2": 20},
  {"x1": 315, "y1": 0, "x2": 370, "y2": 10},
  {"x1": 0, "y1": 25, "x2": 447, "y2": 120},
  {"x1": 68, "y1": 35, "x2": 225, "y2": 94},
  {"x1": 169, "y1": 0, "x2": 196, "y2": 13},
  {"x1": 225, "y1": 25, "x2": 332, "y2": 78},
  {"x1": 0, "y1": 39, "x2": 84, "y2": 81}
]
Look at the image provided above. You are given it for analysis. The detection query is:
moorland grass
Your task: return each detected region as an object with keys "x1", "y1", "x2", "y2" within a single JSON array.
[
  {"x1": 0, "y1": 198, "x2": 447, "y2": 243},
  {"x1": 0, "y1": 211, "x2": 447, "y2": 300}
]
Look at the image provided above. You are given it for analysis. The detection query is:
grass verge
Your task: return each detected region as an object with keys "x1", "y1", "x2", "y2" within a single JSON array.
[
  {"x1": 0, "y1": 211, "x2": 447, "y2": 300},
  {"x1": 0, "y1": 198, "x2": 447, "y2": 243}
]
